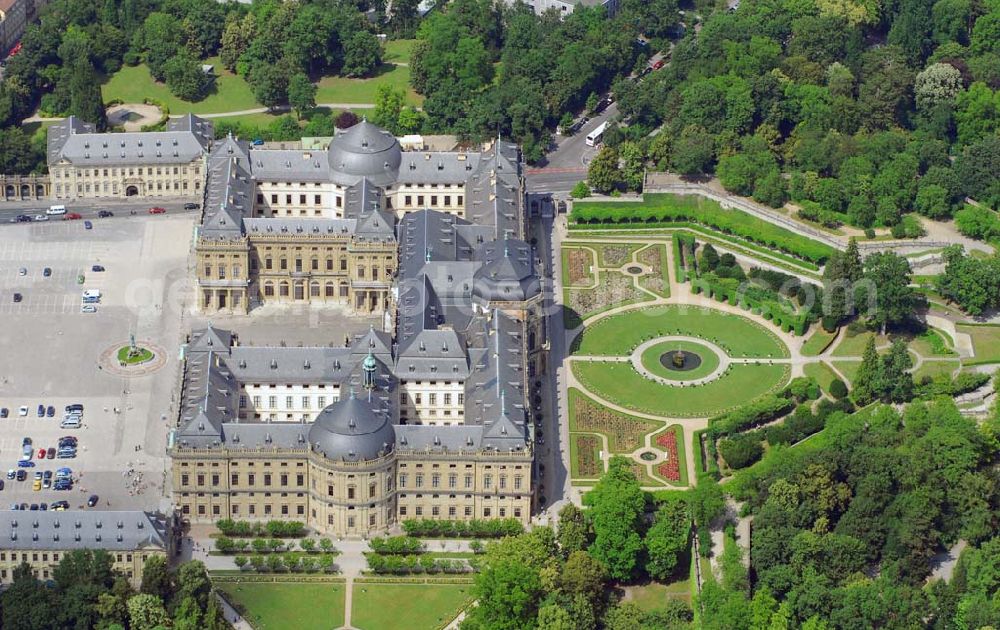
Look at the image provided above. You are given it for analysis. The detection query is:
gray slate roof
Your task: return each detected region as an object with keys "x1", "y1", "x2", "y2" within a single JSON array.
[
  {"x1": 0, "y1": 511, "x2": 169, "y2": 552},
  {"x1": 48, "y1": 115, "x2": 212, "y2": 167}
]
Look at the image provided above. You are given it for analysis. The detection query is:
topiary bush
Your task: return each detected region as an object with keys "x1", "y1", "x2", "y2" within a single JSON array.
[{"x1": 830, "y1": 378, "x2": 848, "y2": 399}]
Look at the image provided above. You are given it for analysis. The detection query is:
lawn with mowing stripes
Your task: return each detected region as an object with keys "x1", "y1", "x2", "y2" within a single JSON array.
[
  {"x1": 573, "y1": 305, "x2": 788, "y2": 358},
  {"x1": 215, "y1": 581, "x2": 345, "y2": 630},
  {"x1": 573, "y1": 361, "x2": 790, "y2": 418},
  {"x1": 800, "y1": 328, "x2": 837, "y2": 356},
  {"x1": 352, "y1": 583, "x2": 473, "y2": 630}
]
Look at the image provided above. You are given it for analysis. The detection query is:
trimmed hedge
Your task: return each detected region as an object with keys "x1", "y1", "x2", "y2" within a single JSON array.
[
  {"x1": 401, "y1": 519, "x2": 524, "y2": 538},
  {"x1": 571, "y1": 194, "x2": 835, "y2": 264},
  {"x1": 718, "y1": 432, "x2": 765, "y2": 469},
  {"x1": 369, "y1": 536, "x2": 425, "y2": 555},
  {"x1": 916, "y1": 371, "x2": 990, "y2": 397},
  {"x1": 215, "y1": 519, "x2": 306, "y2": 538},
  {"x1": 365, "y1": 554, "x2": 472, "y2": 574},
  {"x1": 708, "y1": 395, "x2": 794, "y2": 437}
]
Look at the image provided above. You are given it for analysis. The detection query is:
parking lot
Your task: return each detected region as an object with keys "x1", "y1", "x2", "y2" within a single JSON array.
[{"x1": 0, "y1": 215, "x2": 195, "y2": 512}]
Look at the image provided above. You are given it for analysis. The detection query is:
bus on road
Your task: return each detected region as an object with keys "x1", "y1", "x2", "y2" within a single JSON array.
[{"x1": 585, "y1": 121, "x2": 608, "y2": 147}]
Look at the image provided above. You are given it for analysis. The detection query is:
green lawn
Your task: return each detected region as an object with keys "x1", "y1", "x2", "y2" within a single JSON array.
[
  {"x1": 215, "y1": 582, "x2": 345, "y2": 630},
  {"x1": 627, "y1": 579, "x2": 692, "y2": 609},
  {"x1": 117, "y1": 346, "x2": 153, "y2": 364},
  {"x1": 103, "y1": 57, "x2": 261, "y2": 114},
  {"x1": 573, "y1": 305, "x2": 788, "y2": 358},
  {"x1": 573, "y1": 361, "x2": 790, "y2": 417},
  {"x1": 803, "y1": 361, "x2": 840, "y2": 394},
  {"x1": 913, "y1": 360, "x2": 960, "y2": 382},
  {"x1": 800, "y1": 328, "x2": 837, "y2": 357},
  {"x1": 352, "y1": 583, "x2": 473, "y2": 630},
  {"x1": 384, "y1": 39, "x2": 418, "y2": 64},
  {"x1": 957, "y1": 324, "x2": 1000, "y2": 363},
  {"x1": 831, "y1": 360, "x2": 860, "y2": 385},
  {"x1": 831, "y1": 330, "x2": 889, "y2": 358},
  {"x1": 316, "y1": 63, "x2": 421, "y2": 105},
  {"x1": 640, "y1": 340, "x2": 721, "y2": 381}
]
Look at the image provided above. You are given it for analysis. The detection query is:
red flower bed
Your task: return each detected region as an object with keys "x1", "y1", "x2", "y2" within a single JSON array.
[{"x1": 656, "y1": 429, "x2": 681, "y2": 482}]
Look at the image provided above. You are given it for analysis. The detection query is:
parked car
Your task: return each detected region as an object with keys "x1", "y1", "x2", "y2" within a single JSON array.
[
  {"x1": 63, "y1": 213, "x2": 83, "y2": 220},
  {"x1": 17, "y1": 460, "x2": 35, "y2": 469},
  {"x1": 39, "y1": 503, "x2": 47, "y2": 510},
  {"x1": 0, "y1": 480, "x2": 4, "y2": 491},
  {"x1": 18, "y1": 406, "x2": 28, "y2": 416},
  {"x1": 1, "y1": 407, "x2": 8, "y2": 418},
  {"x1": 148, "y1": 207, "x2": 166, "y2": 214},
  {"x1": 84, "y1": 220, "x2": 93, "y2": 229},
  {"x1": 51, "y1": 500, "x2": 69, "y2": 510},
  {"x1": 33, "y1": 214, "x2": 48, "y2": 222},
  {"x1": 87, "y1": 494, "x2": 99, "y2": 507},
  {"x1": 97, "y1": 210, "x2": 113, "y2": 218},
  {"x1": 16, "y1": 470, "x2": 26, "y2": 481},
  {"x1": 91, "y1": 265, "x2": 105, "y2": 272},
  {"x1": 46, "y1": 447, "x2": 55, "y2": 459},
  {"x1": 183, "y1": 202, "x2": 200, "y2": 210},
  {"x1": 32, "y1": 479, "x2": 40, "y2": 491},
  {"x1": 5, "y1": 469, "x2": 14, "y2": 480},
  {"x1": 36, "y1": 404, "x2": 44, "y2": 417},
  {"x1": 22, "y1": 437, "x2": 31, "y2": 447},
  {"x1": 29, "y1": 504, "x2": 38, "y2": 510},
  {"x1": 81, "y1": 304, "x2": 97, "y2": 314},
  {"x1": 37, "y1": 448, "x2": 45, "y2": 459},
  {"x1": 46, "y1": 406, "x2": 54, "y2": 417},
  {"x1": 652, "y1": 59, "x2": 665, "y2": 70},
  {"x1": 42, "y1": 267, "x2": 51, "y2": 277},
  {"x1": 12, "y1": 293, "x2": 22, "y2": 303},
  {"x1": 65, "y1": 404, "x2": 83, "y2": 413},
  {"x1": 55, "y1": 468, "x2": 72, "y2": 478}
]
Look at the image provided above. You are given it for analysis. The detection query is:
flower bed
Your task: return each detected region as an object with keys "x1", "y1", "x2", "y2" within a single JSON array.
[
  {"x1": 567, "y1": 249, "x2": 592, "y2": 285},
  {"x1": 655, "y1": 428, "x2": 681, "y2": 482},
  {"x1": 572, "y1": 394, "x2": 657, "y2": 452},
  {"x1": 574, "y1": 435, "x2": 602, "y2": 477}
]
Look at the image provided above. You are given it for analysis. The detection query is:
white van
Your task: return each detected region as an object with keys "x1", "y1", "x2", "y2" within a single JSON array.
[
  {"x1": 47, "y1": 205, "x2": 67, "y2": 215},
  {"x1": 82, "y1": 289, "x2": 101, "y2": 299}
]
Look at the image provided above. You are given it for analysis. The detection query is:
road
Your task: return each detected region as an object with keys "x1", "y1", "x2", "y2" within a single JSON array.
[{"x1": 0, "y1": 197, "x2": 201, "y2": 225}]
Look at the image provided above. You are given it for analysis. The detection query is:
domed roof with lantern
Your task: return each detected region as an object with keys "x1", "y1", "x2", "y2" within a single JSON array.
[
  {"x1": 327, "y1": 120, "x2": 402, "y2": 187},
  {"x1": 308, "y1": 389, "x2": 395, "y2": 462}
]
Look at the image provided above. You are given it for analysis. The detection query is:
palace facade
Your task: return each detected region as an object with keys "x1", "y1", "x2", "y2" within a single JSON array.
[{"x1": 169, "y1": 123, "x2": 545, "y2": 537}]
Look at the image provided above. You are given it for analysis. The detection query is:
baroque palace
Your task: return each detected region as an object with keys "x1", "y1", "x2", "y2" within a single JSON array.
[{"x1": 167, "y1": 117, "x2": 546, "y2": 537}]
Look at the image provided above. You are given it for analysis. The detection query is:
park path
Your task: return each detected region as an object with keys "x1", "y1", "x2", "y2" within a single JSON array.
[{"x1": 214, "y1": 592, "x2": 255, "y2": 630}]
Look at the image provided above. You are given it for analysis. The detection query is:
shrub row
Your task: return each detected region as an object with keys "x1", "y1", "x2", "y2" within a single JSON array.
[
  {"x1": 365, "y1": 554, "x2": 473, "y2": 575},
  {"x1": 234, "y1": 553, "x2": 338, "y2": 574},
  {"x1": 708, "y1": 395, "x2": 795, "y2": 437},
  {"x1": 571, "y1": 196, "x2": 835, "y2": 264},
  {"x1": 690, "y1": 277, "x2": 809, "y2": 336},
  {"x1": 215, "y1": 519, "x2": 305, "y2": 538},
  {"x1": 916, "y1": 371, "x2": 990, "y2": 397},
  {"x1": 718, "y1": 432, "x2": 764, "y2": 470},
  {"x1": 401, "y1": 519, "x2": 524, "y2": 538},
  {"x1": 369, "y1": 536, "x2": 425, "y2": 555},
  {"x1": 216, "y1": 536, "x2": 337, "y2": 555}
]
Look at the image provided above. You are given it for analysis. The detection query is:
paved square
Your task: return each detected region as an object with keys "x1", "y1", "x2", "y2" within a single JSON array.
[{"x1": 0, "y1": 216, "x2": 194, "y2": 512}]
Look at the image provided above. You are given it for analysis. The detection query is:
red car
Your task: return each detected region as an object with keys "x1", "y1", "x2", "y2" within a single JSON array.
[
  {"x1": 36, "y1": 448, "x2": 46, "y2": 459},
  {"x1": 63, "y1": 213, "x2": 83, "y2": 220},
  {"x1": 148, "y1": 207, "x2": 166, "y2": 214},
  {"x1": 652, "y1": 59, "x2": 665, "y2": 70}
]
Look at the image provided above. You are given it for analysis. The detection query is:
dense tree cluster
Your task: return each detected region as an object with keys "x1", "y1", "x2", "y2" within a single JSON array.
[
  {"x1": 609, "y1": 0, "x2": 1000, "y2": 223},
  {"x1": 936, "y1": 244, "x2": 1000, "y2": 315},
  {"x1": 409, "y1": 0, "x2": 643, "y2": 161},
  {"x1": 0, "y1": 552, "x2": 226, "y2": 630},
  {"x1": 720, "y1": 399, "x2": 1000, "y2": 629},
  {"x1": 462, "y1": 458, "x2": 697, "y2": 630}
]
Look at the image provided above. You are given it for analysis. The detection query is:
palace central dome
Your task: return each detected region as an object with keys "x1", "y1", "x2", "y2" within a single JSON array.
[
  {"x1": 327, "y1": 120, "x2": 402, "y2": 187},
  {"x1": 308, "y1": 391, "x2": 396, "y2": 462}
]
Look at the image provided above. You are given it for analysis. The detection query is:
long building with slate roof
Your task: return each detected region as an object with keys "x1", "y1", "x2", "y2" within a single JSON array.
[
  {"x1": 47, "y1": 114, "x2": 214, "y2": 200},
  {"x1": 194, "y1": 119, "x2": 524, "y2": 313},
  {"x1": 170, "y1": 122, "x2": 545, "y2": 537},
  {"x1": 0, "y1": 510, "x2": 172, "y2": 587}
]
